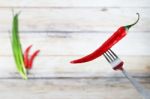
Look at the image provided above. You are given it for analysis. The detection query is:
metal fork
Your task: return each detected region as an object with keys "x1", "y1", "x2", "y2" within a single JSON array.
[{"x1": 103, "y1": 49, "x2": 150, "y2": 99}]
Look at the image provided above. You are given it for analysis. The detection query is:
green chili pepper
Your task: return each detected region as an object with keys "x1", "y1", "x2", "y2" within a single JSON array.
[{"x1": 11, "y1": 13, "x2": 27, "y2": 79}]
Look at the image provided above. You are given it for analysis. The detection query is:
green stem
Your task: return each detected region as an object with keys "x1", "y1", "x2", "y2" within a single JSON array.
[{"x1": 125, "y1": 13, "x2": 140, "y2": 30}]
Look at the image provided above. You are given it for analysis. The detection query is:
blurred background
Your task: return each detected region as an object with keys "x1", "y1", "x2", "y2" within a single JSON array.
[{"x1": 0, "y1": 0, "x2": 150, "y2": 99}]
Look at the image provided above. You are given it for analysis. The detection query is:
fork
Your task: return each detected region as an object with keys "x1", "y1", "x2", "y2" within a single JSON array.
[{"x1": 103, "y1": 49, "x2": 150, "y2": 99}]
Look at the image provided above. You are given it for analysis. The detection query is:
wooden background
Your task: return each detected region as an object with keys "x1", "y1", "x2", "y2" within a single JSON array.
[{"x1": 0, "y1": 0, "x2": 150, "y2": 99}]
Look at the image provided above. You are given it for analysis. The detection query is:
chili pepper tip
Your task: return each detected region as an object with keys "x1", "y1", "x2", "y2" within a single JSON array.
[
  {"x1": 70, "y1": 61, "x2": 75, "y2": 64},
  {"x1": 28, "y1": 50, "x2": 40, "y2": 69},
  {"x1": 70, "y1": 60, "x2": 81, "y2": 64}
]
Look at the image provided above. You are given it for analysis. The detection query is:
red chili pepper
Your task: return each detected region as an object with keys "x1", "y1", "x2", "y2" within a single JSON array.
[
  {"x1": 23, "y1": 45, "x2": 40, "y2": 69},
  {"x1": 28, "y1": 50, "x2": 40, "y2": 69},
  {"x1": 24, "y1": 45, "x2": 32, "y2": 69},
  {"x1": 71, "y1": 13, "x2": 140, "y2": 64}
]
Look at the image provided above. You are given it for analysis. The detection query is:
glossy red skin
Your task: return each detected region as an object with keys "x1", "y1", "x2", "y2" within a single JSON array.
[
  {"x1": 23, "y1": 45, "x2": 40, "y2": 69},
  {"x1": 71, "y1": 27, "x2": 127, "y2": 64},
  {"x1": 24, "y1": 45, "x2": 32, "y2": 69},
  {"x1": 28, "y1": 50, "x2": 40, "y2": 69}
]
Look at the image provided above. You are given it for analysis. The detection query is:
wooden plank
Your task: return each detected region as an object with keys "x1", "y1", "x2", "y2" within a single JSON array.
[
  {"x1": 0, "y1": 32, "x2": 150, "y2": 56},
  {"x1": 0, "y1": 56, "x2": 149, "y2": 78},
  {"x1": 0, "y1": 0, "x2": 150, "y2": 7},
  {"x1": 0, "y1": 79, "x2": 149, "y2": 99},
  {"x1": 0, "y1": 8, "x2": 149, "y2": 32}
]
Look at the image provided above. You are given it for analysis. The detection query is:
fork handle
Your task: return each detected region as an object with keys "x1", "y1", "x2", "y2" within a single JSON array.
[{"x1": 122, "y1": 69, "x2": 150, "y2": 99}]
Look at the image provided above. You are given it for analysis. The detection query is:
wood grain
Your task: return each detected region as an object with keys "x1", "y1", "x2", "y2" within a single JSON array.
[
  {"x1": 0, "y1": 32, "x2": 149, "y2": 56},
  {"x1": 0, "y1": 79, "x2": 149, "y2": 99},
  {"x1": 0, "y1": 8, "x2": 149, "y2": 32},
  {"x1": 0, "y1": 0, "x2": 150, "y2": 7},
  {"x1": 0, "y1": 0, "x2": 149, "y2": 98},
  {"x1": 0, "y1": 56, "x2": 149, "y2": 78}
]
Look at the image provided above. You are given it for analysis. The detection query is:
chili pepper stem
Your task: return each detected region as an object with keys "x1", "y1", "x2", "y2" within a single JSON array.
[
  {"x1": 26, "y1": 69, "x2": 29, "y2": 75},
  {"x1": 125, "y1": 13, "x2": 140, "y2": 30}
]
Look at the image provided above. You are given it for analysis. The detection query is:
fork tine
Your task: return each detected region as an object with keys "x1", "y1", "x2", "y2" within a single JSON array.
[
  {"x1": 104, "y1": 52, "x2": 114, "y2": 62},
  {"x1": 104, "y1": 49, "x2": 149, "y2": 98},
  {"x1": 103, "y1": 53, "x2": 111, "y2": 63},
  {"x1": 109, "y1": 49, "x2": 118, "y2": 58},
  {"x1": 105, "y1": 51, "x2": 115, "y2": 61},
  {"x1": 107, "y1": 50, "x2": 117, "y2": 60},
  {"x1": 104, "y1": 49, "x2": 119, "y2": 63}
]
